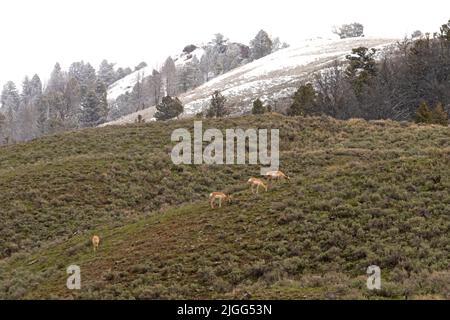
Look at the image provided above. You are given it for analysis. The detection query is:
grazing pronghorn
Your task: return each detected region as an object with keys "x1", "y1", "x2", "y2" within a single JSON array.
[
  {"x1": 247, "y1": 177, "x2": 268, "y2": 194},
  {"x1": 264, "y1": 170, "x2": 290, "y2": 181},
  {"x1": 209, "y1": 192, "x2": 232, "y2": 209},
  {"x1": 92, "y1": 235, "x2": 100, "y2": 252}
]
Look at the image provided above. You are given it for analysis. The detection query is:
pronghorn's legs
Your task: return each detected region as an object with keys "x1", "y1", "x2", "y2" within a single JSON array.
[
  {"x1": 256, "y1": 184, "x2": 260, "y2": 194},
  {"x1": 210, "y1": 198, "x2": 215, "y2": 209},
  {"x1": 219, "y1": 198, "x2": 222, "y2": 208}
]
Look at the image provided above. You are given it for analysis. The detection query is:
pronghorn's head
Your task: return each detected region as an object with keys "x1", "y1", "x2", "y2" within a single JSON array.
[
  {"x1": 247, "y1": 178, "x2": 254, "y2": 184},
  {"x1": 226, "y1": 194, "x2": 233, "y2": 203}
]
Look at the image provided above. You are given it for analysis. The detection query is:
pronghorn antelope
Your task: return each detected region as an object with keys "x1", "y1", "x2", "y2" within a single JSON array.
[
  {"x1": 92, "y1": 235, "x2": 100, "y2": 252},
  {"x1": 264, "y1": 170, "x2": 290, "y2": 182},
  {"x1": 209, "y1": 192, "x2": 232, "y2": 208},
  {"x1": 247, "y1": 177, "x2": 268, "y2": 194}
]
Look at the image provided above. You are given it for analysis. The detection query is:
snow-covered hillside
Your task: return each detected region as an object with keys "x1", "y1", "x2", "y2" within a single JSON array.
[
  {"x1": 107, "y1": 46, "x2": 205, "y2": 101},
  {"x1": 103, "y1": 37, "x2": 396, "y2": 126}
]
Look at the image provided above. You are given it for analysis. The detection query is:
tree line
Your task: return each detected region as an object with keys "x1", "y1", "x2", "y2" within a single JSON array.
[
  {"x1": 0, "y1": 60, "x2": 145, "y2": 143},
  {"x1": 111, "y1": 30, "x2": 287, "y2": 121},
  {"x1": 283, "y1": 20, "x2": 450, "y2": 125},
  {"x1": 0, "y1": 29, "x2": 287, "y2": 145}
]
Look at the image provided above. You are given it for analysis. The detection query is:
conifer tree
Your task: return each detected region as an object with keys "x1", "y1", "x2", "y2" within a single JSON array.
[
  {"x1": 288, "y1": 83, "x2": 316, "y2": 116},
  {"x1": 154, "y1": 96, "x2": 184, "y2": 121},
  {"x1": 98, "y1": 59, "x2": 117, "y2": 87},
  {"x1": 415, "y1": 101, "x2": 433, "y2": 123},
  {"x1": 431, "y1": 103, "x2": 449, "y2": 126},
  {"x1": 345, "y1": 47, "x2": 377, "y2": 95},
  {"x1": 252, "y1": 98, "x2": 266, "y2": 114},
  {"x1": 206, "y1": 91, "x2": 227, "y2": 118},
  {"x1": 440, "y1": 19, "x2": 450, "y2": 41},
  {"x1": 1, "y1": 81, "x2": 20, "y2": 111},
  {"x1": 81, "y1": 90, "x2": 102, "y2": 127},
  {"x1": 250, "y1": 30, "x2": 273, "y2": 60}
]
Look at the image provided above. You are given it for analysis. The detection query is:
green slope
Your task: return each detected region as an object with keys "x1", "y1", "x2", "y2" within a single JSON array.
[{"x1": 0, "y1": 115, "x2": 449, "y2": 299}]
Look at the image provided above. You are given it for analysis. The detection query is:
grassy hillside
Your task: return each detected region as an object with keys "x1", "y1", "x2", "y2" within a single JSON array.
[{"x1": 0, "y1": 115, "x2": 449, "y2": 299}]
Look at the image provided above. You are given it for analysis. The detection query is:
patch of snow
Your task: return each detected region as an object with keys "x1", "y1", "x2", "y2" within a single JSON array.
[{"x1": 103, "y1": 37, "x2": 397, "y2": 126}]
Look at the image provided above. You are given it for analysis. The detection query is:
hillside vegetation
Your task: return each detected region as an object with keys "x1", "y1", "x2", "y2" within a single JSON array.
[{"x1": 0, "y1": 114, "x2": 449, "y2": 299}]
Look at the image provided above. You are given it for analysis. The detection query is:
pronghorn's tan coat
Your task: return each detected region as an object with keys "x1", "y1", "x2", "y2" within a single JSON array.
[
  {"x1": 247, "y1": 177, "x2": 268, "y2": 194},
  {"x1": 264, "y1": 170, "x2": 290, "y2": 181},
  {"x1": 209, "y1": 192, "x2": 232, "y2": 208},
  {"x1": 92, "y1": 235, "x2": 100, "y2": 252}
]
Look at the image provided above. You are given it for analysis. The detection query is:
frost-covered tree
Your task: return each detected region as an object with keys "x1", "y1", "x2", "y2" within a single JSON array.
[
  {"x1": 271, "y1": 37, "x2": 290, "y2": 53},
  {"x1": 333, "y1": 23, "x2": 364, "y2": 39},
  {"x1": 80, "y1": 89, "x2": 102, "y2": 127},
  {"x1": 68, "y1": 61, "x2": 96, "y2": 95},
  {"x1": 115, "y1": 67, "x2": 130, "y2": 81},
  {"x1": 440, "y1": 19, "x2": 450, "y2": 41},
  {"x1": 177, "y1": 56, "x2": 202, "y2": 93},
  {"x1": 161, "y1": 57, "x2": 177, "y2": 96},
  {"x1": 250, "y1": 30, "x2": 273, "y2": 60},
  {"x1": 30, "y1": 74, "x2": 43, "y2": 102},
  {"x1": 411, "y1": 30, "x2": 423, "y2": 39},
  {"x1": 98, "y1": 59, "x2": 117, "y2": 87},
  {"x1": 20, "y1": 76, "x2": 35, "y2": 108},
  {"x1": 95, "y1": 81, "x2": 109, "y2": 123},
  {"x1": 1, "y1": 81, "x2": 20, "y2": 112},
  {"x1": 135, "y1": 61, "x2": 147, "y2": 71},
  {"x1": 0, "y1": 112, "x2": 6, "y2": 143},
  {"x1": 149, "y1": 69, "x2": 163, "y2": 106},
  {"x1": 47, "y1": 63, "x2": 66, "y2": 93},
  {"x1": 200, "y1": 46, "x2": 217, "y2": 81}
]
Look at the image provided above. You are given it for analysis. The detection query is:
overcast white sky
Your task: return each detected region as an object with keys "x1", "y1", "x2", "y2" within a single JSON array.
[{"x1": 1, "y1": 0, "x2": 449, "y2": 88}]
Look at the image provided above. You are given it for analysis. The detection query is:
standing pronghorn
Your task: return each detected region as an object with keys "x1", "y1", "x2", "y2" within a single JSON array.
[
  {"x1": 92, "y1": 235, "x2": 100, "y2": 252},
  {"x1": 209, "y1": 192, "x2": 232, "y2": 209},
  {"x1": 247, "y1": 177, "x2": 268, "y2": 194},
  {"x1": 264, "y1": 170, "x2": 290, "y2": 183}
]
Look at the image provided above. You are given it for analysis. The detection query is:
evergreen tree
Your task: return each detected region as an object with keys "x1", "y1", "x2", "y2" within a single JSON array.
[
  {"x1": 150, "y1": 70, "x2": 162, "y2": 106},
  {"x1": 135, "y1": 62, "x2": 148, "y2": 71},
  {"x1": 0, "y1": 112, "x2": 7, "y2": 143},
  {"x1": 80, "y1": 63, "x2": 97, "y2": 94},
  {"x1": 333, "y1": 23, "x2": 364, "y2": 39},
  {"x1": 250, "y1": 30, "x2": 273, "y2": 60},
  {"x1": 177, "y1": 57, "x2": 202, "y2": 93},
  {"x1": 30, "y1": 74, "x2": 43, "y2": 101},
  {"x1": 288, "y1": 83, "x2": 316, "y2": 116},
  {"x1": 21, "y1": 76, "x2": 33, "y2": 105},
  {"x1": 415, "y1": 101, "x2": 433, "y2": 123},
  {"x1": 154, "y1": 96, "x2": 184, "y2": 121},
  {"x1": 431, "y1": 103, "x2": 449, "y2": 125},
  {"x1": 440, "y1": 19, "x2": 450, "y2": 41},
  {"x1": 1, "y1": 81, "x2": 20, "y2": 112},
  {"x1": 252, "y1": 98, "x2": 266, "y2": 114},
  {"x1": 98, "y1": 59, "x2": 117, "y2": 87},
  {"x1": 161, "y1": 57, "x2": 177, "y2": 96},
  {"x1": 206, "y1": 91, "x2": 228, "y2": 118},
  {"x1": 63, "y1": 77, "x2": 81, "y2": 125},
  {"x1": 95, "y1": 81, "x2": 109, "y2": 124},
  {"x1": 47, "y1": 63, "x2": 65, "y2": 93},
  {"x1": 81, "y1": 90, "x2": 102, "y2": 127},
  {"x1": 345, "y1": 47, "x2": 377, "y2": 94}
]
